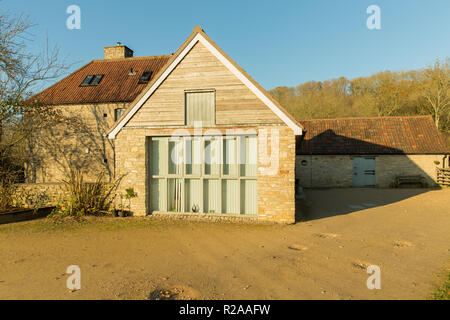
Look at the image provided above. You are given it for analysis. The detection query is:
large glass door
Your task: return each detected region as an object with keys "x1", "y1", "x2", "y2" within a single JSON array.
[{"x1": 148, "y1": 135, "x2": 257, "y2": 215}]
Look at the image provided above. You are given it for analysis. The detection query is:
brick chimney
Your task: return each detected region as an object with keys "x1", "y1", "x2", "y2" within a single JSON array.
[{"x1": 104, "y1": 42, "x2": 134, "y2": 59}]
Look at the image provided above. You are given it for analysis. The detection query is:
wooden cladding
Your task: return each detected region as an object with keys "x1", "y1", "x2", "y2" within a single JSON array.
[{"x1": 126, "y1": 42, "x2": 283, "y2": 127}]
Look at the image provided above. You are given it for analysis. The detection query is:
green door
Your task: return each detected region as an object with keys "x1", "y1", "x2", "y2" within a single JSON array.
[{"x1": 353, "y1": 157, "x2": 376, "y2": 187}]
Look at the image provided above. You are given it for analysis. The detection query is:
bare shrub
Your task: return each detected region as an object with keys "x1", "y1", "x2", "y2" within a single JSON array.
[
  {"x1": 0, "y1": 11, "x2": 70, "y2": 188},
  {"x1": 53, "y1": 169, "x2": 122, "y2": 217}
]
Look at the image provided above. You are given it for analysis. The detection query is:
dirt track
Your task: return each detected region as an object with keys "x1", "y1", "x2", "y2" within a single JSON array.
[{"x1": 0, "y1": 188, "x2": 449, "y2": 300}]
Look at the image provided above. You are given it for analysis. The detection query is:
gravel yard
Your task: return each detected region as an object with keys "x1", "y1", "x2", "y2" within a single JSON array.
[{"x1": 0, "y1": 188, "x2": 449, "y2": 300}]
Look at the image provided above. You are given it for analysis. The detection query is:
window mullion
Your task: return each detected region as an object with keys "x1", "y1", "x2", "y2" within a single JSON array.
[
  {"x1": 236, "y1": 137, "x2": 241, "y2": 215},
  {"x1": 181, "y1": 177, "x2": 185, "y2": 213},
  {"x1": 201, "y1": 137, "x2": 206, "y2": 214},
  {"x1": 219, "y1": 136, "x2": 223, "y2": 214},
  {"x1": 164, "y1": 138, "x2": 169, "y2": 176},
  {"x1": 199, "y1": 177, "x2": 204, "y2": 214},
  {"x1": 180, "y1": 138, "x2": 185, "y2": 213},
  {"x1": 163, "y1": 178, "x2": 167, "y2": 212}
]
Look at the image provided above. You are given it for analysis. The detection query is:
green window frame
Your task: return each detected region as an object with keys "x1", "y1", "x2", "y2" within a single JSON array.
[{"x1": 148, "y1": 135, "x2": 257, "y2": 215}]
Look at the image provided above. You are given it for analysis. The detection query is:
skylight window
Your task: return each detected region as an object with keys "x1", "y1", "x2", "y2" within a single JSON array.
[
  {"x1": 80, "y1": 74, "x2": 104, "y2": 86},
  {"x1": 138, "y1": 71, "x2": 152, "y2": 84},
  {"x1": 81, "y1": 75, "x2": 94, "y2": 86}
]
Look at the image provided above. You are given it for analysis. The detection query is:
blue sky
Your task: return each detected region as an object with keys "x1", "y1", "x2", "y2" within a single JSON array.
[{"x1": 2, "y1": 0, "x2": 450, "y2": 90}]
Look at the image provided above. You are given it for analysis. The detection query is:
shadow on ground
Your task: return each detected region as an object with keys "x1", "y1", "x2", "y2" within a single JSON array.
[{"x1": 295, "y1": 188, "x2": 433, "y2": 222}]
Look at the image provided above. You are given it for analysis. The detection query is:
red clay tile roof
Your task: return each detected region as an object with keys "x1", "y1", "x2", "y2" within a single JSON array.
[
  {"x1": 297, "y1": 116, "x2": 449, "y2": 155},
  {"x1": 29, "y1": 55, "x2": 171, "y2": 105}
]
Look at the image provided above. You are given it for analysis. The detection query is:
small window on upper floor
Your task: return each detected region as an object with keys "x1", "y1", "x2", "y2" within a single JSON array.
[
  {"x1": 185, "y1": 90, "x2": 215, "y2": 127},
  {"x1": 114, "y1": 108, "x2": 125, "y2": 121},
  {"x1": 80, "y1": 74, "x2": 104, "y2": 86},
  {"x1": 138, "y1": 71, "x2": 152, "y2": 84}
]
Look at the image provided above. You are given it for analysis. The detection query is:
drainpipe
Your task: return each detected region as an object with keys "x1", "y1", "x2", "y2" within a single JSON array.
[{"x1": 443, "y1": 155, "x2": 448, "y2": 168}]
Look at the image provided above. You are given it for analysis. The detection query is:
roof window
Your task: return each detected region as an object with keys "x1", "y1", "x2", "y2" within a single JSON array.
[
  {"x1": 80, "y1": 74, "x2": 104, "y2": 86},
  {"x1": 138, "y1": 71, "x2": 152, "y2": 84}
]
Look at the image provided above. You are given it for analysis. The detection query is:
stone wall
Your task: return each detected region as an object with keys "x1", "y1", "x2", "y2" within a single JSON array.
[
  {"x1": 27, "y1": 102, "x2": 128, "y2": 184},
  {"x1": 149, "y1": 212, "x2": 259, "y2": 224},
  {"x1": 13, "y1": 182, "x2": 118, "y2": 210},
  {"x1": 13, "y1": 183, "x2": 68, "y2": 207},
  {"x1": 376, "y1": 155, "x2": 444, "y2": 187},
  {"x1": 257, "y1": 126, "x2": 296, "y2": 224},
  {"x1": 296, "y1": 154, "x2": 445, "y2": 188},
  {"x1": 114, "y1": 127, "x2": 148, "y2": 215},
  {"x1": 296, "y1": 155, "x2": 353, "y2": 188},
  {"x1": 114, "y1": 125, "x2": 296, "y2": 224}
]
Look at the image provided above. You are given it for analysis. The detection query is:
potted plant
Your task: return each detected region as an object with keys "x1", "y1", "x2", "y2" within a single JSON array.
[{"x1": 117, "y1": 188, "x2": 136, "y2": 217}]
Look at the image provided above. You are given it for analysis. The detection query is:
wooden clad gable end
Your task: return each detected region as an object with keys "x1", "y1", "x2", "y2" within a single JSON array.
[{"x1": 126, "y1": 41, "x2": 283, "y2": 128}]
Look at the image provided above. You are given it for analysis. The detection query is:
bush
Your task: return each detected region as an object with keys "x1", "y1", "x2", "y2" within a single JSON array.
[
  {"x1": 52, "y1": 169, "x2": 121, "y2": 217},
  {"x1": 0, "y1": 183, "x2": 17, "y2": 212}
]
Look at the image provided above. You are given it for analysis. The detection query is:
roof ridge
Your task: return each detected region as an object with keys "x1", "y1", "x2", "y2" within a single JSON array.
[
  {"x1": 92, "y1": 55, "x2": 172, "y2": 62},
  {"x1": 297, "y1": 115, "x2": 434, "y2": 122}
]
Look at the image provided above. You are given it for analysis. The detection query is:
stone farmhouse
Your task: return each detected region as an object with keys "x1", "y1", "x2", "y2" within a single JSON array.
[{"x1": 26, "y1": 26, "x2": 449, "y2": 224}]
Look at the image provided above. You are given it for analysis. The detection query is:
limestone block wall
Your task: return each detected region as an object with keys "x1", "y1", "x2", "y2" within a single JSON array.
[
  {"x1": 14, "y1": 183, "x2": 68, "y2": 207},
  {"x1": 376, "y1": 155, "x2": 444, "y2": 187},
  {"x1": 27, "y1": 102, "x2": 128, "y2": 184},
  {"x1": 114, "y1": 125, "x2": 296, "y2": 224},
  {"x1": 257, "y1": 126, "x2": 296, "y2": 224},
  {"x1": 296, "y1": 155, "x2": 353, "y2": 188},
  {"x1": 114, "y1": 128, "x2": 148, "y2": 215},
  {"x1": 296, "y1": 154, "x2": 445, "y2": 188}
]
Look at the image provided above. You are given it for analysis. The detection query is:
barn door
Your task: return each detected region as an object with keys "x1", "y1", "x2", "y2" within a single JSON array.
[{"x1": 353, "y1": 157, "x2": 376, "y2": 187}]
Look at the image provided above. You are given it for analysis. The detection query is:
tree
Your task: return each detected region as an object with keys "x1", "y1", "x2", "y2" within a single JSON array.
[
  {"x1": 0, "y1": 11, "x2": 69, "y2": 209},
  {"x1": 419, "y1": 59, "x2": 450, "y2": 130},
  {"x1": 270, "y1": 62, "x2": 449, "y2": 135}
]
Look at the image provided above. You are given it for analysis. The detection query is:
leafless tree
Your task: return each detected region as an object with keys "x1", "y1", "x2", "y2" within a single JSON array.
[{"x1": 0, "y1": 11, "x2": 70, "y2": 209}]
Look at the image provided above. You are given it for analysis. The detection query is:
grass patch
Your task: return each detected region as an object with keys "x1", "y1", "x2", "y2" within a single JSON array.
[
  {"x1": 0, "y1": 216, "x2": 274, "y2": 235},
  {"x1": 0, "y1": 216, "x2": 166, "y2": 234},
  {"x1": 433, "y1": 272, "x2": 450, "y2": 300}
]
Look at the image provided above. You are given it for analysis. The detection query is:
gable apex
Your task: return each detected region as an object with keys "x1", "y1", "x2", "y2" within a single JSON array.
[{"x1": 108, "y1": 27, "x2": 303, "y2": 139}]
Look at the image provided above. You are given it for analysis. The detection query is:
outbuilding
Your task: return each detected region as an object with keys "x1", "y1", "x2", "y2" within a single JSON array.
[{"x1": 296, "y1": 116, "x2": 449, "y2": 188}]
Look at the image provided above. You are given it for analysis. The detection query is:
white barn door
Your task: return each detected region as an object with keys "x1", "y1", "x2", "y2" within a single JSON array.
[{"x1": 353, "y1": 157, "x2": 376, "y2": 187}]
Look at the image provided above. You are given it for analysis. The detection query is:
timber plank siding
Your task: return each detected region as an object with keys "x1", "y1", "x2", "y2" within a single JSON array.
[{"x1": 126, "y1": 42, "x2": 283, "y2": 128}]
